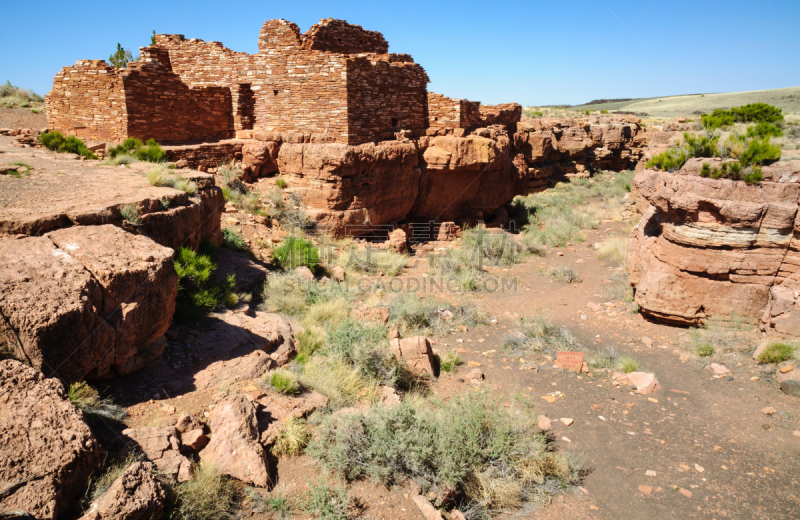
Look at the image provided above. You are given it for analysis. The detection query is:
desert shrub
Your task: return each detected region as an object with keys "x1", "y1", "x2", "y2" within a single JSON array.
[
  {"x1": 174, "y1": 245, "x2": 237, "y2": 322},
  {"x1": 544, "y1": 265, "x2": 581, "y2": 283},
  {"x1": 147, "y1": 165, "x2": 197, "y2": 194},
  {"x1": 172, "y1": 462, "x2": 239, "y2": 520},
  {"x1": 40, "y1": 131, "x2": 97, "y2": 159},
  {"x1": 747, "y1": 122, "x2": 784, "y2": 139},
  {"x1": 389, "y1": 292, "x2": 488, "y2": 337},
  {"x1": 460, "y1": 227, "x2": 522, "y2": 267},
  {"x1": 267, "y1": 369, "x2": 301, "y2": 395},
  {"x1": 309, "y1": 392, "x2": 582, "y2": 513},
  {"x1": 756, "y1": 341, "x2": 796, "y2": 364},
  {"x1": 336, "y1": 247, "x2": 407, "y2": 277},
  {"x1": 696, "y1": 343, "x2": 715, "y2": 357},
  {"x1": 221, "y1": 227, "x2": 251, "y2": 256},
  {"x1": 502, "y1": 314, "x2": 579, "y2": 354},
  {"x1": 0, "y1": 81, "x2": 43, "y2": 106},
  {"x1": 739, "y1": 137, "x2": 781, "y2": 167},
  {"x1": 273, "y1": 236, "x2": 320, "y2": 272},
  {"x1": 120, "y1": 204, "x2": 141, "y2": 225},
  {"x1": 268, "y1": 188, "x2": 311, "y2": 229},
  {"x1": 702, "y1": 103, "x2": 783, "y2": 130},
  {"x1": 275, "y1": 177, "x2": 288, "y2": 189},
  {"x1": 743, "y1": 167, "x2": 764, "y2": 185},
  {"x1": 439, "y1": 351, "x2": 461, "y2": 373},
  {"x1": 109, "y1": 43, "x2": 134, "y2": 68},
  {"x1": 109, "y1": 137, "x2": 165, "y2": 163},
  {"x1": 299, "y1": 482, "x2": 350, "y2": 520},
  {"x1": 272, "y1": 416, "x2": 311, "y2": 457},
  {"x1": 68, "y1": 382, "x2": 127, "y2": 422},
  {"x1": 600, "y1": 109, "x2": 609, "y2": 114},
  {"x1": 298, "y1": 357, "x2": 378, "y2": 407},
  {"x1": 683, "y1": 313, "x2": 758, "y2": 356},
  {"x1": 646, "y1": 132, "x2": 719, "y2": 171}
]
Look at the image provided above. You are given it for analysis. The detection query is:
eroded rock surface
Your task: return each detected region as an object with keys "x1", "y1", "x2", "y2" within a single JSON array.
[
  {"x1": 200, "y1": 394, "x2": 270, "y2": 487},
  {"x1": 0, "y1": 225, "x2": 177, "y2": 382},
  {"x1": 78, "y1": 461, "x2": 166, "y2": 520},
  {"x1": 0, "y1": 360, "x2": 104, "y2": 520},
  {"x1": 121, "y1": 427, "x2": 194, "y2": 482},
  {"x1": 628, "y1": 159, "x2": 800, "y2": 332}
]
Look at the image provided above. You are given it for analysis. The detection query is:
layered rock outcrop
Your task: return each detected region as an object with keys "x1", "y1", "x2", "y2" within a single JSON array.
[
  {"x1": 227, "y1": 115, "x2": 647, "y2": 235},
  {"x1": 0, "y1": 360, "x2": 105, "y2": 519},
  {"x1": 627, "y1": 158, "x2": 800, "y2": 334}
]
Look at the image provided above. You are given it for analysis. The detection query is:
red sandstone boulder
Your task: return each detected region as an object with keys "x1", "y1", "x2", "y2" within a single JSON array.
[
  {"x1": 77, "y1": 462, "x2": 166, "y2": 520},
  {"x1": 256, "y1": 389, "x2": 329, "y2": 445},
  {"x1": 242, "y1": 140, "x2": 279, "y2": 181},
  {"x1": 200, "y1": 394, "x2": 270, "y2": 487},
  {"x1": 390, "y1": 336, "x2": 436, "y2": 376},
  {"x1": 121, "y1": 427, "x2": 194, "y2": 482},
  {"x1": 0, "y1": 360, "x2": 105, "y2": 519}
]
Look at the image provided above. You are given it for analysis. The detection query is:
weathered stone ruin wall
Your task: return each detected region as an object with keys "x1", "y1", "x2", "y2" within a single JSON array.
[
  {"x1": 301, "y1": 18, "x2": 389, "y2": 53},
  {"x1": 426, "y1": 93, "x2": 481, "y2": 130},
  {"x1": 481, "y1": 103, "x2": 523, "y2": 127},
  {"x1": 347, "y1": 56, "x2": 430, "y2": 143},
  {"x1": 46, "y1": 55, "x2": 235, "y2": 143},
  {"x1": 627, "y1": 159, "x2": 800, "y2": 336},
  {"x1": 46, "y1": 60, "x2": 128, "y2": 141},
  {"x1": 125, "y1": 50, "x2": 234, "y2": 143}
]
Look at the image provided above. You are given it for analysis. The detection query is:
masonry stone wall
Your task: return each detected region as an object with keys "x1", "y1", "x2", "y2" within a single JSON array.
[
  {"x1": 480, "y1": 103, "x2": 523, "y2": 127},
  {"x1": 301, "y1": 18, "x2": 389, "y2": 54},
  {"x1": 46, "y1": 60, "x2": 128, "y2": 142},
  {"x1": 427, "y1": 93, "x2": 519, "y2": 131}
]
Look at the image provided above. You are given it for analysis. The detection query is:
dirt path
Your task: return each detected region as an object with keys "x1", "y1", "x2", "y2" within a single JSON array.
[{"x1": 442, "y1": 223, "x2": 800, "y2": 519}]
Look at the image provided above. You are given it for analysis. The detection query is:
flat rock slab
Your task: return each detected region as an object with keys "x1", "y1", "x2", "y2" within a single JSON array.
[
  {"x1": 0, "y1": 360, "x2": 105, "y2": 520},
  {"x1": 213, "y1": 247, "x2": 269, "y2": 293}
]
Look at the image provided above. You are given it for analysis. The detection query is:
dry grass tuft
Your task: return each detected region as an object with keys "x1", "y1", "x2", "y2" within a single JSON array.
[
  {"x1": 298, "y1": 357, "x2": 378, "y2": 407},
  {"x1": 172, "y1": 462, "x2": 239, "y2": 519},
  {"x1": 272, "y1": 416, "x2": 311, "y2": 457},
  {"x1": 595, "y1": 235, "x2": 628, "y2": 266}
]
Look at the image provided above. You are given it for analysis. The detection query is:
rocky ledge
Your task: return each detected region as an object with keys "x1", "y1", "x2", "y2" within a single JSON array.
[{"x1": 627, "y1": 158, "x2": 800, "y2": 335}]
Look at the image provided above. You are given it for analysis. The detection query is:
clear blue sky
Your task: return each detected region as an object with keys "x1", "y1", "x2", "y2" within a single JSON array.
[{"x1": 2, "y1": 0, "x2": 798, "y2": 106}]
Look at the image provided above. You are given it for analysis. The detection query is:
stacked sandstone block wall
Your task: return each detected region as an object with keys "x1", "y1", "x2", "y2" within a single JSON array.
[
  {"x1": 155, "y1": 20, "x2": 428, "y2": 145},
  {"x1": 481, "y1": 103, "x2": 523, "y2": 127},
  {"x1": 46, "y1": 60, "x2": 129, "y2": 141},
  {"x1": 301, "y1": 18, "x2": 389, "y2": 53},
  {"x1": 47, "y1": 55, "x2": 234, "y2": 143},
  {"x1": 427, "y1": 93, "x2": 481, "y2": 129},
  {"x1": 347, "y1": 56, "x2": 429, "y2": 143}
]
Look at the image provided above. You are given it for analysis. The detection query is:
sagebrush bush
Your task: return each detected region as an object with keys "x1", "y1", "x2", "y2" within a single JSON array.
[
  {"x1": 273, "y1": 236, "x2": 320, "y2": 271},
  {"x1": 120, "y1": 204, "x2": 141, "y2": 225},
  {"x1": 299, "y1": 482, "x2": 350, "y2": 520},
  {"x1": 174, "y1": 245, "x2": 237, "y2": 322},
  {"x1": 40, "y1": 131, "x2": 97, "y2": 159},
  {"x1": 309, "y1": 392, "x2": 582, "y2": 513}
]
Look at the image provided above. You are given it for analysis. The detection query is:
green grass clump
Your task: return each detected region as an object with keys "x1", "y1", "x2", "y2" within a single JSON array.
[
  {"x1": 616, "y1": 355, "x2": 640, "y2": 373},
  {"x1": 174, "y1": 245, "x2": 237, "y2": 322},
  {"x1": 147, "y1": 165, "x2": 197, "y2": 194},
  {"x1": 696, "y1": 343, "x2": 715, "y2": 357},
  {"x1": 275, "y1": 177, "x2": 288, "y2": 189},
  {"x1": 298, "y1": 357, "x2": 378, "y2": 408},
  {"x1": 273, "y1": 236, "x2": 320, "y2": 272},
  {"x1": 757, "y1": 342, "x2": 796, "y2": 364},
  {"x1": 40, "y1": 131, "x2": 97, "y2": 159},
  {"x1": 439, "y1": 351, "x2": 461, "y2": 372},
  {"x1": 267, "y1": 369, "x2": 301, "y2": 395},
  {"x1": 309, "y1": 392, "x2": 582, "y2": 514},
  {"x1": 172, "y1": 462, "x2": 239, "y2": 520},
  {"x1": 299, "y1": 482, "x2": 350, "y2": 520},
  {"x1": 109, "y1": 137, "x2": 166, "y2": 163}
]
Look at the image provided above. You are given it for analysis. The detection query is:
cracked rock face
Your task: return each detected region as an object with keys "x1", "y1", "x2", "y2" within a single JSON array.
[
  {"x1": 627, "y1": 159, "x2": 800, "y2": 333},
  {"x1": 0, "y1": 224, "x2": 177, "y2": 382},
  {"x1": 0, "y1": 360, "x2": 105, "y2": 520}
]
